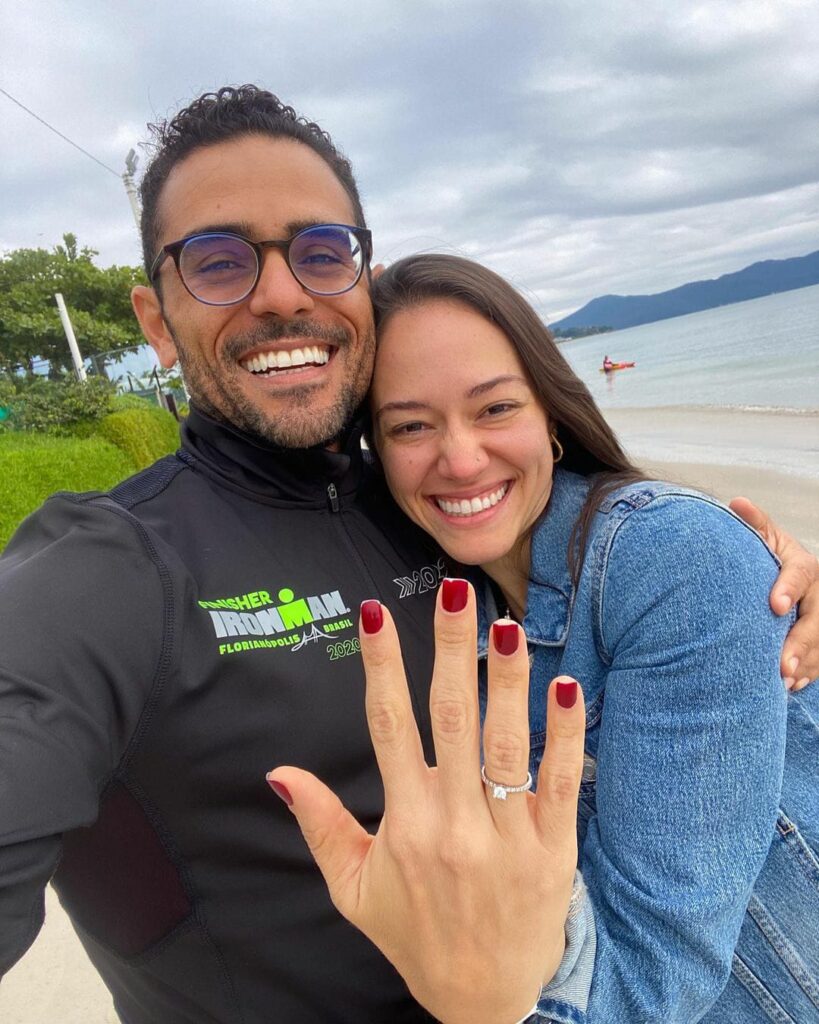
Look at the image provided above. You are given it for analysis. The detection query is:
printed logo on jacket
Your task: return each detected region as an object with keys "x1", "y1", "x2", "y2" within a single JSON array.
[
  {"x1": 198, "y1": 558, "x2": 444, "y2": 660},
  {"x1": 199, "y1": 586, "x2": 356, "y2": 659}
]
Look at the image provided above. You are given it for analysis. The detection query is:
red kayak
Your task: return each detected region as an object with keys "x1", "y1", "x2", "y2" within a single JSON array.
[{"x1": 599, "y1": 361, "x2": 636, "y2": 373}]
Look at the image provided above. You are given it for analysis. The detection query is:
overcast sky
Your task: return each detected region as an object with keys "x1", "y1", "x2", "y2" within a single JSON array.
[{"x1": 1, "y1": 0, "x2": 817, "y2": 320}]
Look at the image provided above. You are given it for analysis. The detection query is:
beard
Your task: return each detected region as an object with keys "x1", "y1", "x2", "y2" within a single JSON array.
[{"x1": 167, "y1": 316, "x2": 375, "y2": 448}]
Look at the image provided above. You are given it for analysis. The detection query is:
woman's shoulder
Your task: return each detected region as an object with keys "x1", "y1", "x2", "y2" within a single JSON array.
[
  {"x1": 589, "y1": 475, "x2": 771, "y2": 555},
  {"x1": 575, "y1": 475, "x2": 791, "y2": 666},
  {"x1": 584, "y1": 475, "x2": 783, "y2": 602},
  {"x1": 596, "y1": 475, "x2": 729, "y2": 518},
  {"x1": 546, "y1": 469, "x2": 774, "y2": 565}
]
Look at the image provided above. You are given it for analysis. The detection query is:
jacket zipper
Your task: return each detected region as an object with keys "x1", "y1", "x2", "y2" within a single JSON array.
[{"x1": 325, "y1": 482, "x2": 383, "y2": 595}]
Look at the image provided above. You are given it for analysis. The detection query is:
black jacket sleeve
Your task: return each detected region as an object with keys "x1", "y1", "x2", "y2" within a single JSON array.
[{"x1": 0, "y1": 494, "x2": 168, "y2": 974}]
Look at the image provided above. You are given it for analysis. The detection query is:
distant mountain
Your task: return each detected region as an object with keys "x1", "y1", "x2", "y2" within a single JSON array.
[{"x1": 550, "y1": 249, "x2": 819, "y2": 332}]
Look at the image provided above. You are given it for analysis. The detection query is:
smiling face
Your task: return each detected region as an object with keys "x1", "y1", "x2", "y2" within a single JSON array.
[
  {"x1": 372, "y1": 299, "x2": 555, "y2": 587},
  {"x1": 131, "y1": 134, "x2": 375, "y2": 448}
]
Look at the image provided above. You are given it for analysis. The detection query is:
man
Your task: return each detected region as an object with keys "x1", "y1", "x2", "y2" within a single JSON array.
[{"x1": 0, "y1": 86, "x2": 816, "y2": 1024}]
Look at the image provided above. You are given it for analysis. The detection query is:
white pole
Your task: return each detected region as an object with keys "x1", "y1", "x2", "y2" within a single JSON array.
[
  {"x1": 122, "y1": 149, "x2": 141, "y2": 230},
  {"x1": 54, "y1": 293, "x2": 87, "y2": 382}
]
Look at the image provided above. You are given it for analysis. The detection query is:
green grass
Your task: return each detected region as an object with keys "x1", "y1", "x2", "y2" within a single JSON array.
[
  {"x1": 0, "y1": 433, "x2": 138, "y2": 551},
  {"x1": 0, "y1": 393, "x2": 183, "y2": 553},
  {"x1": 97, "y1": 406, "x2": 181, "y2": 470}
]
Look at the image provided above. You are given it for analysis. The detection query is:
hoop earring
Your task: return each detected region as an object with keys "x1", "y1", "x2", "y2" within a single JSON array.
[{"x1": 550, "y1": 432, "x2": 564, "y2": 464}]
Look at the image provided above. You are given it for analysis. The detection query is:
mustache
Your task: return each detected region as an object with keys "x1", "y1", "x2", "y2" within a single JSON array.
[{"x1": 223, "y1": 319, "x2": 350, "y2": 361}]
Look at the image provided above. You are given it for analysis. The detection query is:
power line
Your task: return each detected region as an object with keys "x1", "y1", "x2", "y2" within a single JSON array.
[{"x1": 0, "y1": 87, "x2": 120, "y2": 178}]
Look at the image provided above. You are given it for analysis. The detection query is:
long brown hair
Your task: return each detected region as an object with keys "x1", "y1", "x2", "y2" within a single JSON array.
[{"x1": 371, "y1": 254, "x2": 645, "y2": 580}]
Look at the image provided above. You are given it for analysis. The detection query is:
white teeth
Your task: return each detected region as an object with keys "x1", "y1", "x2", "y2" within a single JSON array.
[
  {"x1": 436, "y1": 485, "x2": 508, "y2": 517},
  {"x1": 241, "y1": 346, "x2": 331, "y2": 373}
]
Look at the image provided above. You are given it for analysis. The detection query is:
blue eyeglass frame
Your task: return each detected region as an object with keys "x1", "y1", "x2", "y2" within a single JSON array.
[{"x1": 149, "y1": 223, "x2": 373, "y2": 305}]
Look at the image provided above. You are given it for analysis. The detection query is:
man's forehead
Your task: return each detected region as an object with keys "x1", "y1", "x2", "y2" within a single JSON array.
[{"x1": 154, "y1": 135, "x2": 356, "y2": 244}]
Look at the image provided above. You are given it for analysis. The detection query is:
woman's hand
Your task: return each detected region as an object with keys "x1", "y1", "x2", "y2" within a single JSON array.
[
  {"x1": 267, "y1": 579, "x2": 586, "y2": 1024},
  {"x1": 729, "y1": 497, "x2": 819, "y2": 688}
]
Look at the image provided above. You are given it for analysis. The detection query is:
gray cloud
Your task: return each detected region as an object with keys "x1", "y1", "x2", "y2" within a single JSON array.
[{"x1": 1, "y1": 0, "x2": 817, "y2": 320}]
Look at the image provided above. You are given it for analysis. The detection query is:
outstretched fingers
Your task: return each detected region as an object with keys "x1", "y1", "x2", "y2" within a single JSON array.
[
  {"x1": 429, "y1": 579, "x2": 483, "y2": 815},
  {"x1": 534, "y1": 677, "x2": 586, "y2": 849},
  {"x1": 358, "y1": 599, "x2": 429, "y2": 808},
  {"x1": 481, "y1": 618, "x2": 533, "y2": 829}
]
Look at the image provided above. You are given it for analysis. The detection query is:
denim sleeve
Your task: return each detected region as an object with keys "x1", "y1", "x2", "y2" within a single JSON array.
[
  {"x1": 536, "y1": 871, "x2": 597, "y2": 1022},
  {"x1": 569, "y1": 497, "x2": 787, "y2": 1023}
]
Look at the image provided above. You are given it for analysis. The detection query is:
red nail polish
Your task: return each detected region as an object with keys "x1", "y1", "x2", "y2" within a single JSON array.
[
  {"x1": 267, "y1": 778, "x2": 293, "y2": 806},
  {"x1": 492, "y1": 621, "x2": 519, "y2": 656},
  {"x1": 360, "y1": 600, "x2": 384, "y2": 634},
  {"x1": 556, "y1": 680, "x2": 578, "y2": 709},
  {"x1": 442, "y1": 577, "x2": 468, "y2": 613}
]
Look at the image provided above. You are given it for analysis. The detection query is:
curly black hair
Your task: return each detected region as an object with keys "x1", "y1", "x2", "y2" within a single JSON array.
[{"x1": 139, "y1": 85, "x2": 366, "y2": 279}]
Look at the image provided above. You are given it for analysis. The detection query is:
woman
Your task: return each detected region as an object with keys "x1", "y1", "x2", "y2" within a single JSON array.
[{"x1": 270, "y1": 255, "x2": 817, "y2": 1024}]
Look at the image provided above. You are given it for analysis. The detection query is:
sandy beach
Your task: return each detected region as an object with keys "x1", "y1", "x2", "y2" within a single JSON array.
[{"x1": 2, "y1": 405, "x2": 817, "y2": 1023}]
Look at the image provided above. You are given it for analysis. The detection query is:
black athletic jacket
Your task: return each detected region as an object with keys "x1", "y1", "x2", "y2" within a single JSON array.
[{"x1": 0, "y1": 407, "x2": 446, "y2": 1023}]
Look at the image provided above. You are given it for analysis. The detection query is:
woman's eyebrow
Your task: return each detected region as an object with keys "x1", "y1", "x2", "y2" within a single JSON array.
[
  {"x1": 467, "y1": 375, "x2": 529, "y2": 398},
  {"x1": 374, "y1": 400, "x2": 431, "y2": 419}
]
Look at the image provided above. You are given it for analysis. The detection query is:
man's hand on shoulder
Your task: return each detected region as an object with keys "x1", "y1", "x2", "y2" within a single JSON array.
[{"x1": 729, "y1": 497, "x2": 819, "y2": 689}]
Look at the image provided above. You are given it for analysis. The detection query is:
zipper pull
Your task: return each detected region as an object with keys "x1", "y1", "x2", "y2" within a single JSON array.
[{"x1": 327, "y1": 482, "x2": 340, "y2": 512}]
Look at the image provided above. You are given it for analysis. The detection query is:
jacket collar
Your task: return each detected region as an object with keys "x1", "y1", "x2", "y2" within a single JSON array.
[
  {"x1": 477, "y1": 468, "x2": 591, "y2": 655},
  {"x1": 180, "y1": 404, "x2": 365, "y2": 505}
]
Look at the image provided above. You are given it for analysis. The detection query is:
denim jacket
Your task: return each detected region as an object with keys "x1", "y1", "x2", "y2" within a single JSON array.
[{"x1": 477, "y1": 469, "x2": 818, "y2": 1023}]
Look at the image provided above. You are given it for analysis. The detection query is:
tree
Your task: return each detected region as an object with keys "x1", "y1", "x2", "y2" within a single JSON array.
[{"x1": 0, "y1": 234, "x2": 148, "y2": 378}]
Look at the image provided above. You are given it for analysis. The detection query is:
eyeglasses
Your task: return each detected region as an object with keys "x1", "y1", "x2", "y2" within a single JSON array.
[{"x1": 149, "y1": 223, "x2": 372, "y2": 306}]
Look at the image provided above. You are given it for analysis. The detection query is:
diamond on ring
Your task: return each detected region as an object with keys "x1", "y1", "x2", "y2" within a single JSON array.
[{"x1": 480, "y1": 764, "x2": 533, "y2": 800}]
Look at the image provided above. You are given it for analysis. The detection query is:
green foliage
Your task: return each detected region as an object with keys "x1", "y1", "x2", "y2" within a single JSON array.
[
  {"x1": 0, "y1": 401, "x2": 180, "y2": 551},
  {"x1": 0, "y1": 433, "x2": 135, "y2": 551},
  {"x1": 97, "y1": 405, "x2": 180, "y2": 470},
  {"x1": 3, "y1": 376, "x2": 115, "y2": 434},
  {"x1": 0, "y1": 233, "x2": 147, "y2": 377},
  {"x1": 111, "y1": 392, "x2": 156, "y2": 411}
]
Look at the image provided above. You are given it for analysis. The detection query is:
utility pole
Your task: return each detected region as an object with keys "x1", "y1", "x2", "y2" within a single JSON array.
[
  {"x1": 54, "y1": 293, "x2": 88, "y2": 382},
  {"x1": 122, "y1": 149, "x2": 141, "y2": 230}
]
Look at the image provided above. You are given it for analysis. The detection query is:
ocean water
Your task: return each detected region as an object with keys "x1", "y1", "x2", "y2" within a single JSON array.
[{"x1": 559, "y1": 283, "x2": 819, "y2": 412}]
